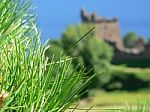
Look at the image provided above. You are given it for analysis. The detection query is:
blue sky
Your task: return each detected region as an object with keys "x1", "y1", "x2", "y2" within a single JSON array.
[{"x1": 32, "y1": 0, "x2": 150, "y2": 42}]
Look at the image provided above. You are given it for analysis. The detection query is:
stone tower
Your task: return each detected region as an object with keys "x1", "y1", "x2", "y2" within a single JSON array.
[{"x1": 81, "y1": 9, "x2": 124, "y2": 50}]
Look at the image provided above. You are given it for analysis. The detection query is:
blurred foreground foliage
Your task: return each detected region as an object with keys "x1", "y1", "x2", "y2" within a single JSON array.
[{"x1": 0, "y1": 0, "x2": 96, "y2": 111}]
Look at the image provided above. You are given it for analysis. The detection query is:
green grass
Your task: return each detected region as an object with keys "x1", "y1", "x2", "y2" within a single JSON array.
[
  {"x1": 110, "y1": 65, "x2": 150, "y2": 81},
  {"x1": 88, "y1": 90, "x2": 150, "y2": 106},
  {"x1": 74, "y1": 90, "x2": 150, "y2": 112},
  {"x1": 73, "y1": 65, "x2": 150, "y2": 111}
]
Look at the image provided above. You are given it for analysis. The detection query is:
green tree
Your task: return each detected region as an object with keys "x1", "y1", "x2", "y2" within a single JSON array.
[
  {"x1": 123, "y1": 32, "x2": 139, "y2": 48},
  {"x1": 147, "y1": 37, "x2": 150, "y2": 44},
  {"x1": 61, "y1": 24, "x2": 113, "y2": 87}
]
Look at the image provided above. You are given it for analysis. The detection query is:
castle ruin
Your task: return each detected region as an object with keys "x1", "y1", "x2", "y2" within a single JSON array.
[
  {"x1": 81, "y1": 9, "x2": 124, "y2": 50},
  {"x1": 80, "y1": 9, "x2": 150, "y2": 67}
]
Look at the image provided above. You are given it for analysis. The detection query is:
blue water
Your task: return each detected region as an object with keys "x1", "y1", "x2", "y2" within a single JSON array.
[{"x1": 32, "y1": 0, "x2": 150, "y2": 42}]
